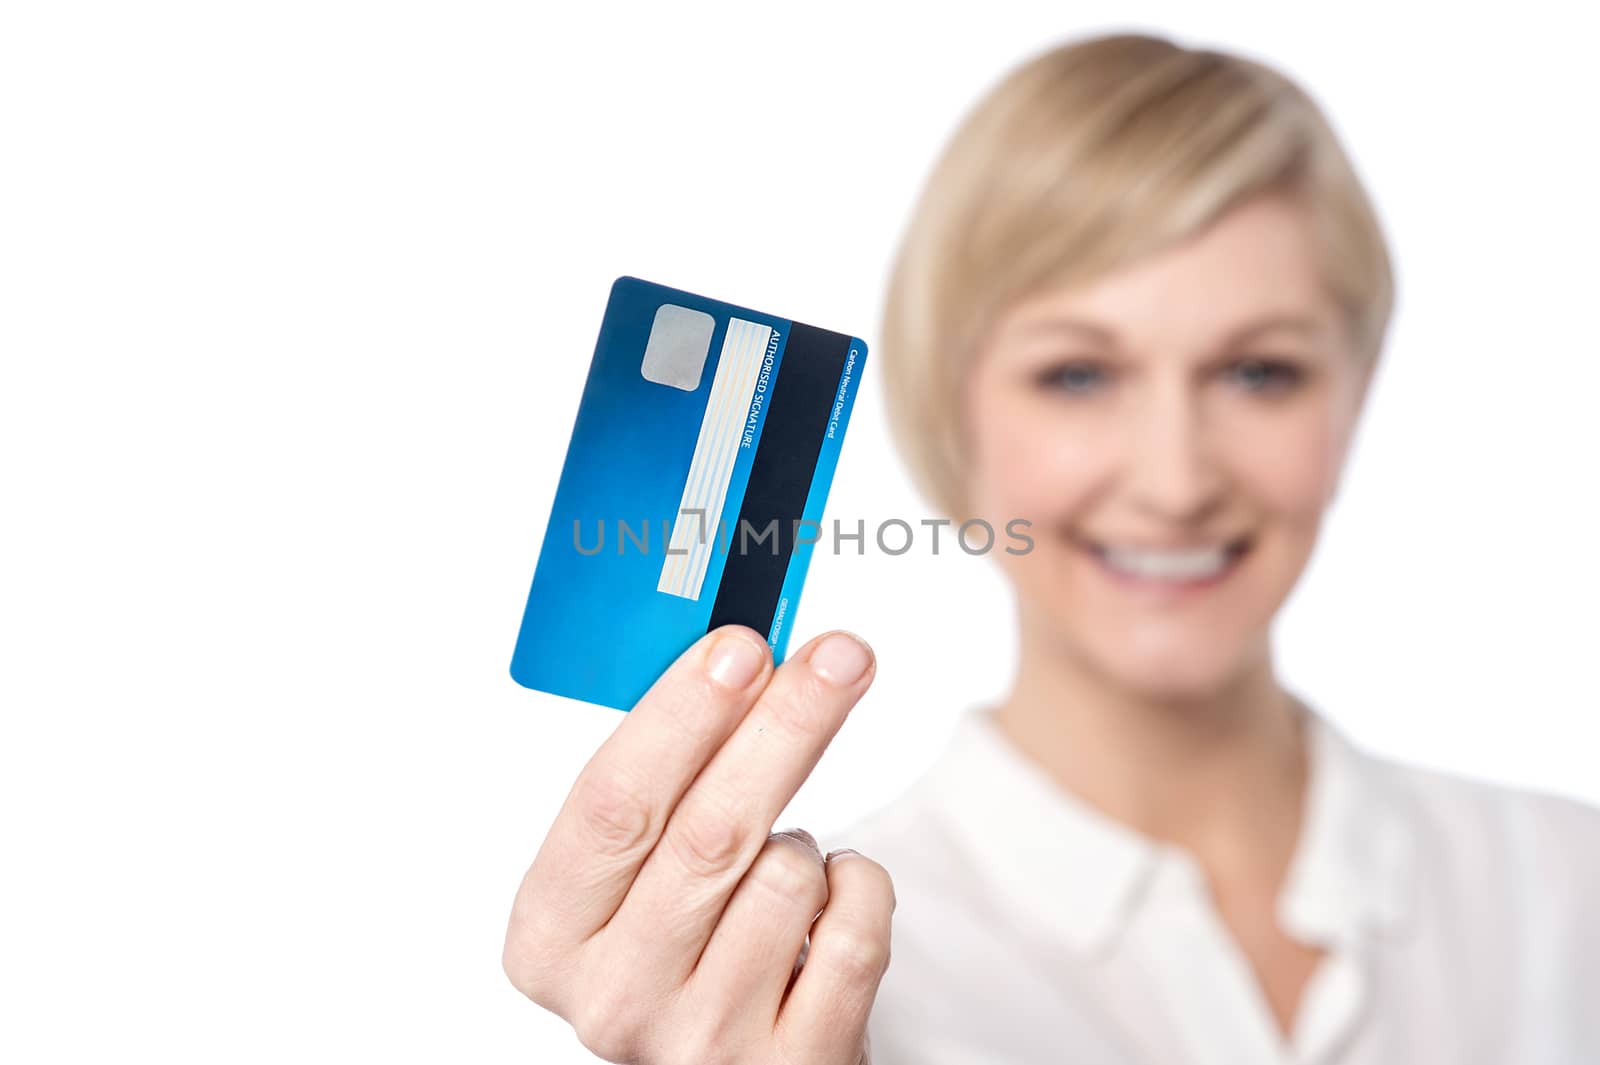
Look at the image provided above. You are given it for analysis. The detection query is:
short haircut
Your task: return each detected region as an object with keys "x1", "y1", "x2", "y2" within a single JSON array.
[{"x1": 878, "y1": 32, "x2": 1396, "y2": 519}]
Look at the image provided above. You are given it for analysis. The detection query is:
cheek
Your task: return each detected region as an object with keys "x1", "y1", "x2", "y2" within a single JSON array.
[
  {"x1": 1225, "y1": 406, "x2": 1346, "y2": 522},
  {"x1": 966, "y1": 395, "x2": 1108, "y2": 525}
]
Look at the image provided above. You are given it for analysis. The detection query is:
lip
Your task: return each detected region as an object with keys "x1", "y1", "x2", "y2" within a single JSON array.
[{"x1": 1075, "y1": 534, "x2": 1253, "y2": 602}]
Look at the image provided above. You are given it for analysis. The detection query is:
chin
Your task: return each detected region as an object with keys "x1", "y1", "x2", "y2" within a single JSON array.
[
  {"x1": 1068, "y1": 620, "x2": 1267, "y2": 705},
  {"x1": 1108, "y1": 654, "x2": 1249, "y2": 704}
]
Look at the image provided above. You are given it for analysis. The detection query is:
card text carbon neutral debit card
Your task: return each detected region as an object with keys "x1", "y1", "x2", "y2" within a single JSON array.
[{"x1": 510, "y1": 276, "x2": 868, "y2": 711}]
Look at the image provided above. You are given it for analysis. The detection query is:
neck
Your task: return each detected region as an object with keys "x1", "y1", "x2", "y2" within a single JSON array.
[{"x1": 993, "y1": 606, "x2": 1309, "y2": 877}]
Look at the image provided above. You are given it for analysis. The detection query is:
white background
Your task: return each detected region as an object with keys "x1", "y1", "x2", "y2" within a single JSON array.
[{"x1": 3, "y1": 2, "x2": 1597, "y2": 1061}]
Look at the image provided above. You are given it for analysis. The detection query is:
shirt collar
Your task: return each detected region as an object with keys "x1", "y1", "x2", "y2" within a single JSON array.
[
  {"x1": 1277, "y1": 699, "x2": 1418, "y2": 948},
  {"x1": 920, "y1": 700, "x2": 1418, "y2": 960},
  {"x1": 923, "y1": 705, "x2": 1161, "y2": 959}
]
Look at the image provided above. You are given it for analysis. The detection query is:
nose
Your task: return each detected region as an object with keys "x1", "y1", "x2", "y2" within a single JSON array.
[{"x1": 1122, "y1": 378, "x2": 1226, "y2": 525}]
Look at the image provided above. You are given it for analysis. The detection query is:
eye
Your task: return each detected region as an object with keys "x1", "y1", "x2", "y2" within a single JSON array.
[
  {"x1": 1034, "y1": 360, "x2": 1109, "y2": 395},
  {"x1": 1226, "y1": 357, "x2": 1304, "y2": 394}
]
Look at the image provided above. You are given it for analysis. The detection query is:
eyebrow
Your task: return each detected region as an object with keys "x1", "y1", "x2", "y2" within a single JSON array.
[{"x1": 1011, "y1": 312, "x2": 1324, "y2": 350}]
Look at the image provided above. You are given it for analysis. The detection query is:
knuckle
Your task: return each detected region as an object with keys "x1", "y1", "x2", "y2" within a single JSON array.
[
  {"x1": 661, "y1": 1028, "x2": 741, "y2": 1065},
  {"x1": 762, "y1": 669, "x2": 841, "y2": 740},
  {"x1": 665, "y1": 795, "x2": 749, "y2": 879},
  {"x1": 501, "y1": 938, "x2": 535, "y2": 998},
  {"x1": 573, "y1": 765, "x2": 656, "y2": 856},
  {"x1": 818, "y1": 926, "x2": 891, "y2": 984},
  {"x1": 501, "y1": 930, "x2": 544, "y2": 1001},
  {"x1": 747, "y1": 837, "x2": 829, "y2": 911},
  {"x1": 502, "y1": 902, "x2": 563, "y2": 1004},
  {"x1": 569, "y1": 981, "x2": 644, "y2": 1063}
]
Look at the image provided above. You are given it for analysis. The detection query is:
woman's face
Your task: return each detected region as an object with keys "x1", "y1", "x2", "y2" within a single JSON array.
[{"x1": 965, "y1": 193, "x2": 1374, "y2": 700}]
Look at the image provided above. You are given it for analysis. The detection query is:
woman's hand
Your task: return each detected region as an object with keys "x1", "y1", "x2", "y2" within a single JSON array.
[{"x1": 503, "y1": 624, "x2": 894, "y2": 1065}]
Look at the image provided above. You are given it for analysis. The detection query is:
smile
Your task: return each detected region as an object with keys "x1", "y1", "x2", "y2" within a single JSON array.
[{"x1": 1075, "y1": 535, "x2": 1253, "y2": 593}]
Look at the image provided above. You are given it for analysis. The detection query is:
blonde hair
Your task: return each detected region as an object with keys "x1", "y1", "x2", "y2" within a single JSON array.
[{"x1": 879, "y1": 32, "x2": 1396, "y2": 520}]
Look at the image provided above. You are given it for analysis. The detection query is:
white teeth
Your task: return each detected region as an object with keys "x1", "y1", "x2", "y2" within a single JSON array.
[{"x1": 1098, "y1": 543, "x2": 1233, "y2": 581}]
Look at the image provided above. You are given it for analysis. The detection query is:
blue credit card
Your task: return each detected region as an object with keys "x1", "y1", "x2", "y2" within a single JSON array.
[{"x1": 511, "y1": 276, "x2": 869, "y2": 711}]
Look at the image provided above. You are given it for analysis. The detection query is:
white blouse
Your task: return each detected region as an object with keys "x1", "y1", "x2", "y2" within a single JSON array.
[{"x1": 836, "y1": 704, "x2": 1600, "y2": 1065}]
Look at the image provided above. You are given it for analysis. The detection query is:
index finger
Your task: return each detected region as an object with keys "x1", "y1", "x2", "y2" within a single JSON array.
[{"x1": 507, "y1": 624, "x2": 774, "y2": 955}]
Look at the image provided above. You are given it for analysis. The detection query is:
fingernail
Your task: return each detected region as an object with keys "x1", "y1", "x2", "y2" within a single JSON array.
[
  {"x1": 775, "y1": 826, "x2": 822, "y2": 859},
  {"x1": 825, "y1": 847, "x2": 862, "y2": 862},
  {"x1": 707, "y1": 631, "x2": 767, "y2": 690},
  {"x1": 809, "y1": 632, "x2": 872, "y2": 686}
]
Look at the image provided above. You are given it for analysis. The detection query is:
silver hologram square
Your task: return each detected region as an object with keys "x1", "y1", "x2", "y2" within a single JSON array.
[{"x1": 640, "y1": 304, "x2": 715, "y2": 391}]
